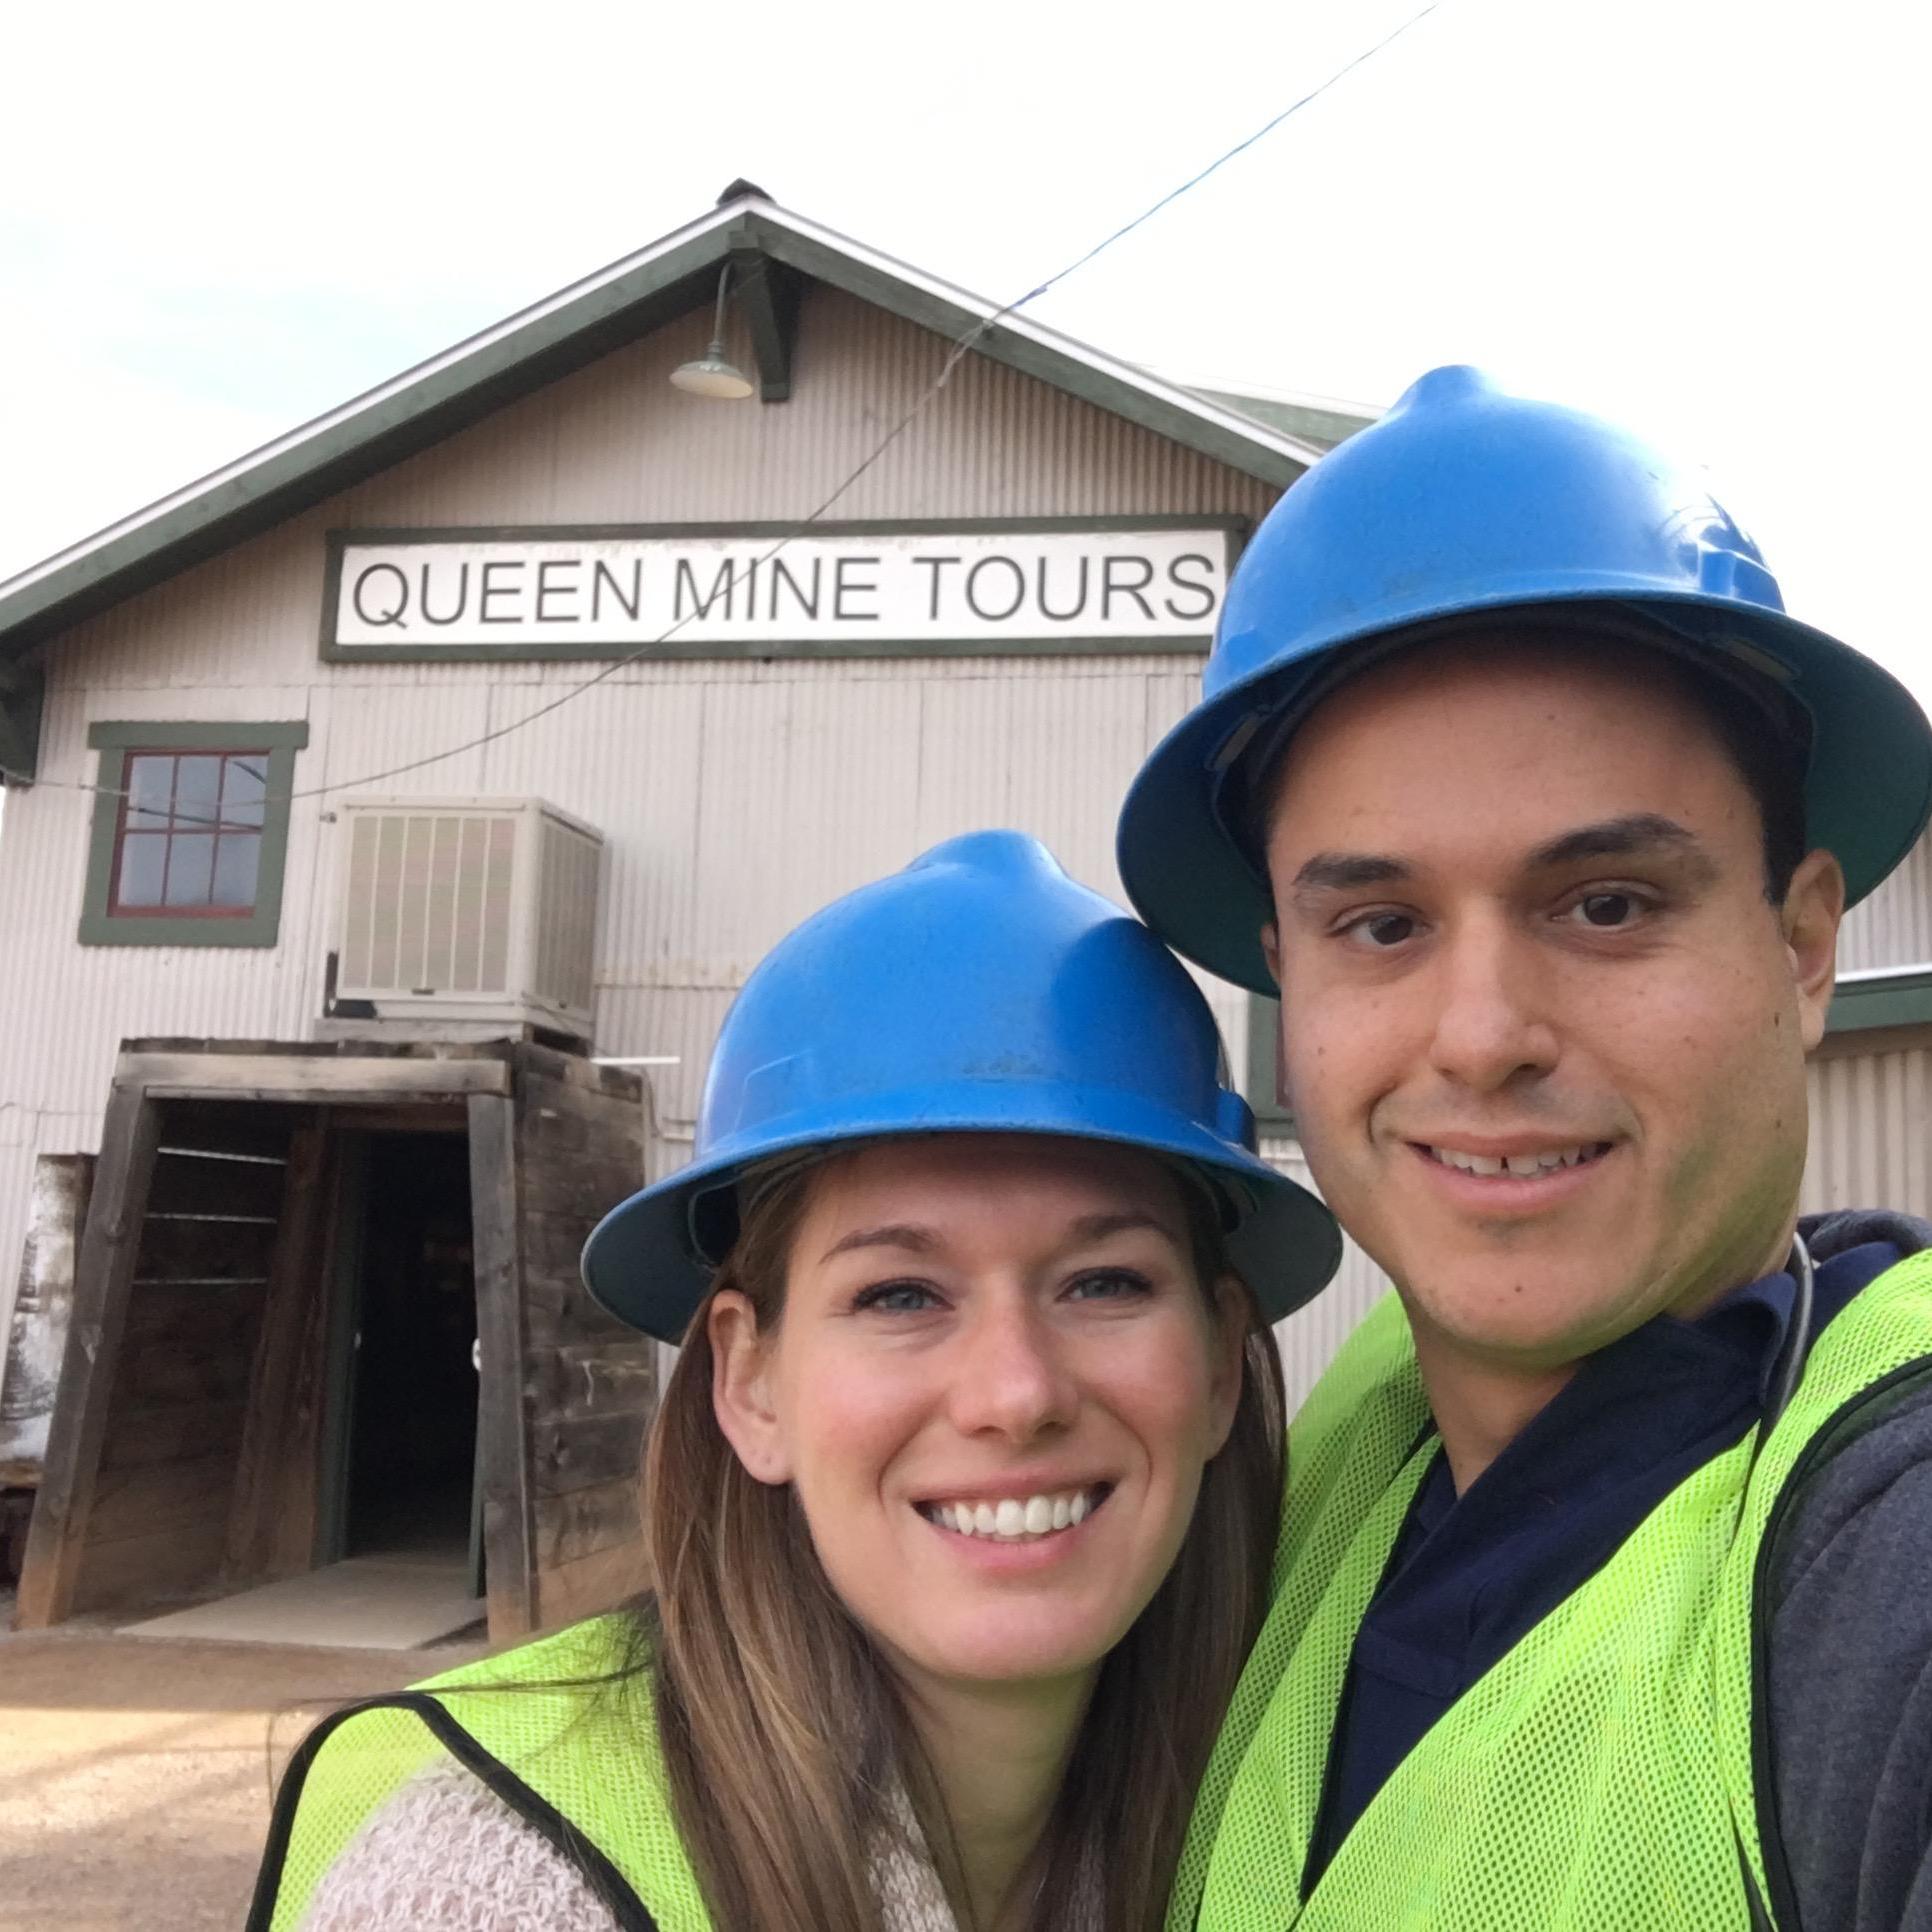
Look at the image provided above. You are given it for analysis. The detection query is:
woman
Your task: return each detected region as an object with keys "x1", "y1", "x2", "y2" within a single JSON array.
[{"x1": 249, "y1": 831, "x2": 1338, "y2": 1932}]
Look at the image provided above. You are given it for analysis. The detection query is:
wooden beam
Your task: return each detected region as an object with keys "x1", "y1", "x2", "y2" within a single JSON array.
[
  {"x1": 124, "y1": 1053, "x2": 512, "y2": 1103},
  {"x1": 14, "y1": 1081, "x2": 162, "y2": 1627},
  {"x1": 224, "y1": 1126, "x2": 333, "y2": 1583},
  {"x1": 729, "y1": 236, "x2": 802, "y2": 404},
  {"x1": 468, "y1": 1092, "x2": 536, "y2": 1641}
]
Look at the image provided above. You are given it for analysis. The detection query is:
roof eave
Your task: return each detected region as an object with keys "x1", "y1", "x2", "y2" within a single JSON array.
[{"x1": 0, "y1": 195, "x2": 1316, "y2": 664}]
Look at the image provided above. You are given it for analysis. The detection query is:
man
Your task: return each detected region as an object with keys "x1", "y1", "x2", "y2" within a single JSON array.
[{"x1": 1117, "y1": 365, "x2": 1932, "y2": 1930}]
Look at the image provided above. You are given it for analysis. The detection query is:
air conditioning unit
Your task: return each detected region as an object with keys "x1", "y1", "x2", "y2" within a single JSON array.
[{"x1": 330, "y1": 797, "x2": 602, "y2": 1039}]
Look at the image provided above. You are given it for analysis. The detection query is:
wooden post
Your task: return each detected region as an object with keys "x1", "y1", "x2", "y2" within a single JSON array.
[
  {"x1": 468, "y1": 1091, "x2": 536, "y2": 1640},
  {"x1": 14, "y1": 1079, "x2": 161, "y2": 1628},
  {"x1": 223, "y1": 1122, "x2": 332, "y2": 1582}
]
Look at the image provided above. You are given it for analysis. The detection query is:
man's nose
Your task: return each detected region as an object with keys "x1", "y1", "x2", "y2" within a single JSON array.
[
  {"x1": 1425, "y1": 914, "x2": 1560, "y2": 1092},
  {"x1": 944, "y1": 1294, "x2": 1079, "y2": 1443}
]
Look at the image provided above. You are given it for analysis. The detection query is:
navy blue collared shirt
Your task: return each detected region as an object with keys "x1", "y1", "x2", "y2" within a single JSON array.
[{"x1": 1306, "y1": 1221, "x2": 1908, "y2": 1887}]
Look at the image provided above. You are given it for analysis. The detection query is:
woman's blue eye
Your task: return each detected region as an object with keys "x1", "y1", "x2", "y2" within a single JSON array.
[
  {"x1": 854, "y1": 1280, "x2": 940, "y2": 1314},
  {"x1": 1066, "y1": 1269, "x2": 1153, "y2": 1302}
]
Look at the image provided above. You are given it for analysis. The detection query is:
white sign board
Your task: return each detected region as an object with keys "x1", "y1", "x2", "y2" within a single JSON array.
[{"x1": 323, "y1": 523, "x2": 1233, "y2": 658}]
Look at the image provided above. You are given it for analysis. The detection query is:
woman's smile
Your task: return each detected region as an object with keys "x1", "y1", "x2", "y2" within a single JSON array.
[{"x1": 709, "y1": 1134, "x2": 1242, "y2": 1691}]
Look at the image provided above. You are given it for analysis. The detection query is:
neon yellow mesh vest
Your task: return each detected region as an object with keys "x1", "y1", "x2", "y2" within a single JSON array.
[
  {"x1": 1171, "y1": 1253, "x2": 1932, "y2": 1932},
  {"x1": 248, "y1": 1615, "x2": 708, "y2": 1931}
]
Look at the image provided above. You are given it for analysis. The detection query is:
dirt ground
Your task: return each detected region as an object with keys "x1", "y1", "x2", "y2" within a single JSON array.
[{"x1": 0, "y1": 1591, "x2": 487, "y2": 1930}]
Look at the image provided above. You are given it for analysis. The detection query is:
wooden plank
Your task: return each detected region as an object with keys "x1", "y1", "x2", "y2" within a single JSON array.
[
  {"x1": 518, "y1": 1159, "x2": 646, "y2": 1224},
  {"x1": 129, "y1": 1054, "x2": 512, "y2": 1102},
  {"x1": 534, "y1": 1535, "x2": 650, "y2": 1632},
  {"x1": 69, "y1": 1518, "x2": 228, "y2": 1613},
  {"x1": 520, "y1": 1270, "x2": 632, "y2": 1350},
  {"x1": 468, "y1": 1093, "x2": 535, "y2": 1642},
  {"x1": 145, "y1": 1150, "x2": 287, "y2": 1219},
  {"x1": 96, "y1": 1400, "x2": 249, "y2": 1470},
  {"x1": 127, "y1": 1216, "x2": 276, "y2": 1288},
  {"x1": 86, "y1": 1452, "x2": 236, "y2": 1543},
  {"x1": 223, "y1": 1125, "x2": 334, "y2": 1583},
  {"x1": 118, "y1": 1335, "x2": 257, "y2": 1409},
  {"x1": 531, "y1": 1475, "x2": 643, "y2": 1569},
  {"x1": 531, "y1": 1340, "x2": 660, "y2": 1422},
  {"x1": 153, "y1": 1097, "x2": 298, "y2": 1159},
  {"x1": 15, "y1": 1081, "x2": 163, "y2": 1627},
  {"x1": 529, "y1": 1410, "x2": 650, "y2": 1498}
]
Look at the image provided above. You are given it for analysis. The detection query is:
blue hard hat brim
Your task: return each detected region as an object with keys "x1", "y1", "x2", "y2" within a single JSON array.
[
  {"x1": 581, "y1": 1082, "x2": 1343, "y2": 1341},
  {"x1": 1120, "y1": 588, "x2": 1932, "y2": 993}
]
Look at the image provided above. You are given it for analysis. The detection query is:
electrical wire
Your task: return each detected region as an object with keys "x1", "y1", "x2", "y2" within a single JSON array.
[{"x1": 0, "y1": 0, "x2": 1441, "y2": 812}]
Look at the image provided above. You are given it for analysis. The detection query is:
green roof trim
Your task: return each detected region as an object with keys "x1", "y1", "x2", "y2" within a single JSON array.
[
  {"x1": 1827, "y1": 968, "x2": 1932, "y2": 1035},
  {"x1": 0, "y1": 191, "x2": 1348, "y2": 716}
]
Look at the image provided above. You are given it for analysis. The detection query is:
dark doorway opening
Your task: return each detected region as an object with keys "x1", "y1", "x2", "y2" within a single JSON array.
[{"x1": 343, "y1": 1132, "x2": 479, "y2": 1569}]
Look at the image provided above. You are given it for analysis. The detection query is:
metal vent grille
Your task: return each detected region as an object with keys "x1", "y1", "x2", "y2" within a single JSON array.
[
  {"x1": 334, "y1": 798, "x2": 602, "y2": 1033},
  {"x1": 536, "y1": 813, "x2": 601, "y2": 1015}
]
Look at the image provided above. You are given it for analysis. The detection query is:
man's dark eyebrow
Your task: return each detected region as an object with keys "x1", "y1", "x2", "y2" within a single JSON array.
[
  {"x1": 820, "y1": 1223, "x2": 939, "y2": 1264},
  {"x1": 1291, "y1": 853, "x2": 1410, "y2": 897},
  {"x1": 1526, "y1": 814, "x2": 1710, "y2": 871}
]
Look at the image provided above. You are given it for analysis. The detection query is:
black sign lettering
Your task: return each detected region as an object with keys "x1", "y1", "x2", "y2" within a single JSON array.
[
  {"x1": 834, "y1": 555, "x2": 881, "y2": 620},
  {"x1": 1101, "y1": 555, "x2": 1157, "y2": 622},
  {"x1": 418, "y1": 561, "x2": 468, "y2": 627},
  {"x1": 479, "y1": 559, "x2": 526, "y2": 624},
  {"x1": 912, "y1": 555, "x2": 961, "y2": 620},
  {"x1": 1163, "y1": 552, "x2": 1216, "y2": 622},
  {"x1": 536, "y1": 558, "x2": 583, "y2": 623},
  {"x1": 592, "y1": 559, "x2": 643, "y2": 622},
  {"x1": 965, "y1": 556, "x2": 1028, "y2": 622},
  {"x1": 675, "y1": 558, "x2": 736, "y2": 621},
  {"x1": 352, "y1": 562, "x2": 410, "y2": 628},
  {"x1": 1035, "y1": 554, "x2": 1091, "y2": 623},
  {"x1": 768, "y1": 556, "x2": 822, "y2": 621}
]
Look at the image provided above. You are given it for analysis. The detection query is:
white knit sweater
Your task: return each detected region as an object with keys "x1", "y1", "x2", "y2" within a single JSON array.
[{"x1": 299, "y1": 1761, "x2": 961, "y2": 1931}]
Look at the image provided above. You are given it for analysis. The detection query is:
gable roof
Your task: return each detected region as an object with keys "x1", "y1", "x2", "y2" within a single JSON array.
[{"x1": 0, "y1": 185, "x2": 1372, "y2": 691}]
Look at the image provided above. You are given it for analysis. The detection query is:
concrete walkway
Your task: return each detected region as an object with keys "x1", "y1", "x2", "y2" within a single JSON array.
[{"x1": 0, "y1": 1595, "x2": 487, "y2": 1929}]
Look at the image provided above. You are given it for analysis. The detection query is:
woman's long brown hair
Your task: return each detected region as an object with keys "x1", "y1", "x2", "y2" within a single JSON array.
[{"x1": 638, "y1": 1160, "x2": 1286, "y2": 1932}]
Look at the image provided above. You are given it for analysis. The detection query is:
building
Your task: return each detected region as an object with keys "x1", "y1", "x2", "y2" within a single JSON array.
[{"x1": 0, "y1": 182, "x2": 1925, "y2": 1644}]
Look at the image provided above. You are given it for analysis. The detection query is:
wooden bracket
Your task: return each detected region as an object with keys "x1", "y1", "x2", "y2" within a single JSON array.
[{"x1": 728, "y1": 232, "x2": 803, "y2": 403}]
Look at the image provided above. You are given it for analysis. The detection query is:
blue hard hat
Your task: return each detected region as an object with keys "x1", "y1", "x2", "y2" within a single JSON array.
[
  {"x1": 1118, "y1": 363, "x2": 1932, "y2": 992},
  {"x1": 581, "y1": 830, "x2": 1339, "y2": 1338}
]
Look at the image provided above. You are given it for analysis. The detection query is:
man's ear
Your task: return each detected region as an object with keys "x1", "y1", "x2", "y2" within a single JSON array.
[
  {"x1": 709, "y1": 1290, "x2": 792, "y2": 1486},
  {"x1": 1783, "y1": 849, "x2": 1845, "y2": 1053},
  {"x1": 1260, "y1": 921, "x2": 1282, "y2": 991}
]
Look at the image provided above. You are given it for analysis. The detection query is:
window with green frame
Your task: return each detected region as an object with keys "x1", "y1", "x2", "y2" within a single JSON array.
[
  {"x1": 1245, "y1": 990, "x2": 1294, "y2": 1132},
  {"x1": 80, "y1": 721, "x2": 308, "y2": 947}
]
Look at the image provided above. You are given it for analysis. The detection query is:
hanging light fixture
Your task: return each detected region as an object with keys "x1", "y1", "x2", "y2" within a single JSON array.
[{"x1": 670, "y1": 264, "x2": 755, "y2": 399}]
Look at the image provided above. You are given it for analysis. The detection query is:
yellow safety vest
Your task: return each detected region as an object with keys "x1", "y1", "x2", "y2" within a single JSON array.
[
  {"x1": 248, "y1": 1614, "x2": 707, "y2": 1930},
  {"x1": 1171, "y1": 1252, "x2": 1932, "y2": 1930}
]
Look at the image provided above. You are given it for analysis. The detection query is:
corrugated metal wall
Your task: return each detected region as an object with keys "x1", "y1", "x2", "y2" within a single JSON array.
[
  {"x1": 1801, "y1": 1034, "x2": 1932, "y2": 1219},
  {"x1": 0, "y1": 284, "x2": 1274, "y2": 1355},
  {"x1": 1838, "y1": 829, "x2": 1932, "y2": 973}
]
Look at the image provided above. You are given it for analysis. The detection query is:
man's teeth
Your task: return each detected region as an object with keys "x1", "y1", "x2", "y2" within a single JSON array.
[
  {"x1": 1430, "y1": 1144, "x2": 1603, "y2": 1177},
  {"x1": 924, "y1": 1489, "x2": 1098, "y2": 1540}
]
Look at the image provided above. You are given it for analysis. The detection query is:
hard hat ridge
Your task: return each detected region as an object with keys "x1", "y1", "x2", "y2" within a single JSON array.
[
  {"x1": 581, "y1": 828, "x2": 1340, "y2": 1338},
  {"x1": 1117, "y1": 365, "x2": 1932, "y2": 992}
]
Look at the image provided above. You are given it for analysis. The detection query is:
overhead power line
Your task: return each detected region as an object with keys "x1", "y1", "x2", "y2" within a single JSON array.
[{"x1": 0, "y1": 0, "x2": 1440, "y2": 811}]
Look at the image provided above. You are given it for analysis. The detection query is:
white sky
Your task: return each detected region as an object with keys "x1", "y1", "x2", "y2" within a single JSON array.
[{"x1": 3, "y1": 0, "x2": 1928, "y2": 703}]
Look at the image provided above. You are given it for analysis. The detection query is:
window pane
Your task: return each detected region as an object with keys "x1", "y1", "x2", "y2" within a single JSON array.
[
  {"x1": 164, "y1": 834, "x2": 215, "y2": 906},
  {"x1": 125, "y1": 755, "x2": 176, "y2": 831},
  {"x1": 222, "y1": 756, "x2": 268, "y2": 829},
  {"x1": 211, "y1": 833, "x2": 261, "y2": 909},
  {"x1": 117, "y1": 833, "x2": 168, "y2": 907},
  {"x1": 174, "y1": 756, "x2": 223, "y2": 829}
]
